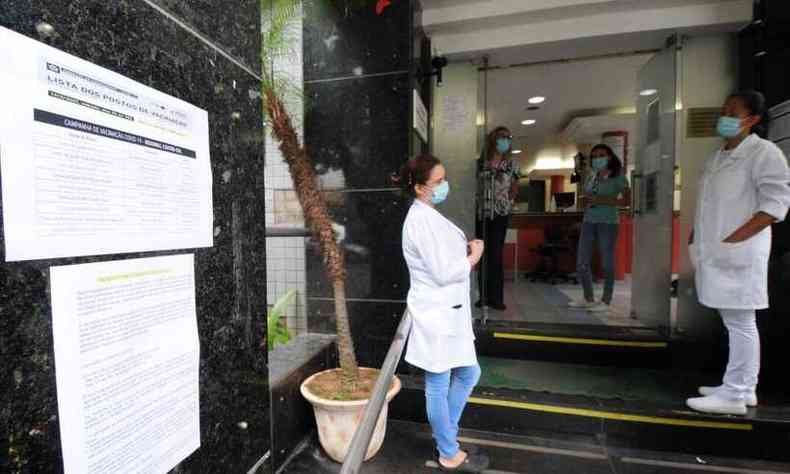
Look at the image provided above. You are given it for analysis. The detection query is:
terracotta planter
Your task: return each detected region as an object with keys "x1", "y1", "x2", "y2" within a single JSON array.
[{"x1": 300, "y1": 368, "x2": 401, "y2": 463}]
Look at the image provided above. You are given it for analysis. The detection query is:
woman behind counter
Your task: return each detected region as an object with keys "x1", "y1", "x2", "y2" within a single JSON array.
[
  {"x1": 476, "y1": 126, "x2": 520, "y2": 311},
  {"x1": 569, "y1": 144, "x2": 631, "y2": 313},
  {"x1": 400, "y1": 154, "x2": 490, "y2": 472},
  {"x1": 686, "y1": 90, "x2": 790, "y2": 416}
]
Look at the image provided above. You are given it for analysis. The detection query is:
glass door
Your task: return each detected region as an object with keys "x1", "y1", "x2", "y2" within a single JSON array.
[{"x1": 630, "y1": 35, "x2": 680, "y2": 333}]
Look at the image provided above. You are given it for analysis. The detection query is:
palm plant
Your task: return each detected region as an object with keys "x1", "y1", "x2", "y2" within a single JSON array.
[
  {"x1": 267, "y1": 289, "x2": 296, "y2": 350},
  {"x1": 262, "y1": 0, "x2": 359, "y2": 388}
]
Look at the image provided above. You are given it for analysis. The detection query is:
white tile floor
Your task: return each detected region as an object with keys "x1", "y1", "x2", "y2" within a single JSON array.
[
  {"x1": 477, "y1": 274, "x2": 646, "y2": 327},
  {"x1": 555, "y1": 276, "x2": 636, "y2": 325},
  {"x1": 477, "y1": 273, "x2": 680, "y2": 329}
]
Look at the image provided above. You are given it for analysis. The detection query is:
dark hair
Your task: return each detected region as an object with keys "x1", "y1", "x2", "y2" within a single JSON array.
[
  {"x1": 590, "y1": 144, "x2": 622, "y2": 178},
  {"x1": 484, "y1": 126, "x2": 512, "y2": 160},
  {"x1": 396, "y1": 154, "x2": 441, "y2": 198},
  {"x1": 728, "y1": 90, "x2": 771, "y2": 138}
]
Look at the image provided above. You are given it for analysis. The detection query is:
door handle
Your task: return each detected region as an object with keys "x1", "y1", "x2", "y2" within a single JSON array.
[{"x1": 631, "y1": 172, "x2": 643, "y2": 216}]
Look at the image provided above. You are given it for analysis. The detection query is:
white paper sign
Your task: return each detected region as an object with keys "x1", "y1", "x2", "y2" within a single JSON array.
[
  {"x1": 413, "y1": 89, "x2": 429, "y2": 143},
  {"x1": 50, "y1": 254, "x2": 200, "y2": 474},
  {"x1": 441, "y1": 95, "x2": 469, "y2": 133},
  {"x1": 0, "y1": 27, "x2": 213, "y2": 261}
]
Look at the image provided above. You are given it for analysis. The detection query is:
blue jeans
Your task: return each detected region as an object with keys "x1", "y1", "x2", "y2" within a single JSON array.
[
  {"x1": 424, "y1": 364, "x2": 481, "y2": 459},
  {"x1": 576, "y1": 222, "x2": 619, "y2": 304}
]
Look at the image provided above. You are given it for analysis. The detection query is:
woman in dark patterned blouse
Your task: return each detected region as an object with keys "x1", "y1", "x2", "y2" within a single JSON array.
[{"x1": 476, "y1": 126, "x2": 520, "y2": 311}]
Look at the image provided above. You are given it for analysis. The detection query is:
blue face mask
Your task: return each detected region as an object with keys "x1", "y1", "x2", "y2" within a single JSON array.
[
  {"x1": 496, "y1": 138, "x2": 512, "y2": 154},
  {"x1": 431, "y1": 180, "x2": 450, "y2": 205},
  {"x1": 717, "y1": 116, "x2": 742, "y2": 138},
  {"x1": 591, "y1": 157, "x2": 609, "y2": 171}
]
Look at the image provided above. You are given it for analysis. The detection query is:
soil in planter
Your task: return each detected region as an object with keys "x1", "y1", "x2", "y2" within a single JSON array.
[{"x1": 307, "y1": 368, "x2": 395, "y2": 401}]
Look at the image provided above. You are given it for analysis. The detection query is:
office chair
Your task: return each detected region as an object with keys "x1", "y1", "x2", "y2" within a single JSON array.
[{"x1": 526, "y1": 225, "x2": 578, "y2": 285}]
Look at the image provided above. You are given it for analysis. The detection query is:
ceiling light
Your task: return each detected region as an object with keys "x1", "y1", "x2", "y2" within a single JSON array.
[
  {"x1": 512, "y1": 149, "x2": 523, "y2": 154},
  {"x1": 521, "y1": 119, "x2": 536, "y2": 126},
  {"x1": 528, "y1": 96, "x2": 545, "y2": 104},
  {"x1": 640, "y1": 89, "x2": 658, "y2": 96}
]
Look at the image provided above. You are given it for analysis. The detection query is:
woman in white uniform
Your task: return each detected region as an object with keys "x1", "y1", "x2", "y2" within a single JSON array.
[
  {"x1": 686, "y1": 91, "x2": 790, "y2": 415},
  {"x1": 400, "y1": 154, "x2": 489, "y2": 472}
]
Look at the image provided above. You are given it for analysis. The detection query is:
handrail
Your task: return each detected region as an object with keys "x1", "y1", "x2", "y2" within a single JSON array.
[
  {"x1": 264, "y1": 227, "x2": 311, "y2": 237},
  {"x1": 340, "y1": 309, "x2": 412, "y2": 474}
]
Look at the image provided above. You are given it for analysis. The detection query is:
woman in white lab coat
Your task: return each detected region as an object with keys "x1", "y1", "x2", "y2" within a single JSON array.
[
  {"x1": 400, "y1": 154, "x2": 489, "y2": 472},
  {"x1": 686, "y1": 91, "x2": 790, "y2": 415}
]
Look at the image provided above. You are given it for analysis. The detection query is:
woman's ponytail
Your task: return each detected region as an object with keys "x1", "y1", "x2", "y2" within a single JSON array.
[
  {"x1": 729, "y1": 90, "x2": 770, "y2": 138},
  {"x1": 393, "y1": 154, "x2": 441, "y2": 198}
]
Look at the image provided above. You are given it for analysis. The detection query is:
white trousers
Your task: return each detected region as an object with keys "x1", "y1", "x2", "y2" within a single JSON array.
[{"x1": 719, "y1": 308, "x2": 760, "y2": 400}]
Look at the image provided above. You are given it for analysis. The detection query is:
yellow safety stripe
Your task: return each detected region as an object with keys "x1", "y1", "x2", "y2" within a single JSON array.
[
  {"x1": 468, "y1": 397, "x2": 753, "y2": 431},
  {"x1": 493, "y1": 332, "x2": 669, "y2": 348}
]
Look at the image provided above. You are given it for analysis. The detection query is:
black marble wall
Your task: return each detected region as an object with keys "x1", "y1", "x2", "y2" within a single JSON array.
[
  {"x1": 303, "y1": 0, "x2": 426, "y2": 368},
  {"x1": 0, "y1": 1, "x2": 270, "y2": 473}
]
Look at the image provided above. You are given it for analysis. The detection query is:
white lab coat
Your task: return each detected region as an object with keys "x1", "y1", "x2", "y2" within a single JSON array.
[
  {"x1": 691, "y1": 134, "x2": 790, "y2": 309},
  {"x1": 402, "y1": 199, "x2": 477, "y2": 373}
]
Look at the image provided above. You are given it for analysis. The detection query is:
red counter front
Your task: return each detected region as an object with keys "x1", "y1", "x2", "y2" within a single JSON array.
[{"x1": 504, "y1": 212, "x2": 680, "y2": 280}]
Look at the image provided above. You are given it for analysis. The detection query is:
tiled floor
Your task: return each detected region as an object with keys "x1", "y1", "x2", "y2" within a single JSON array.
[
  {"x1": 477, "y1": 275, "x2": 681, "y2": 330},
  {"x1": 475, "y1": 276, "x2": 642, "y2": 327},
  {"x1": 280, "y1": 420, "x2": 790, "y2": 473}
]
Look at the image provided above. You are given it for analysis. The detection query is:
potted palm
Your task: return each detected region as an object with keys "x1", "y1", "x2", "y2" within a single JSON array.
[
  {"x1": 266, "y1": 289, "x2": 295, "y2": 350},
  {"x1": 261, "y1": 0, "x2": 400, "y2": 462}
]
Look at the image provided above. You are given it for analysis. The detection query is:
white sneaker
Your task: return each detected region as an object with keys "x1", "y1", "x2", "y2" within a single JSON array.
[
  {"x1": 568, "y1": 299, "x2": 595, "y2": 309},
  {"x1": 588, "y1": 302, "x2": 610, "y2": 313},
  {"x1": 686, "y1": 393, "x2": 747, "y2": 416},
  {"x1": 698, "y1": 385, "x2": 758, "y2": 407}
]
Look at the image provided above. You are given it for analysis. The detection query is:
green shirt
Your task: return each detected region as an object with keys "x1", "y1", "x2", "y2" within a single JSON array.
[{"x1": 584, "y1": 174, "x2": 628, "y2": 224}]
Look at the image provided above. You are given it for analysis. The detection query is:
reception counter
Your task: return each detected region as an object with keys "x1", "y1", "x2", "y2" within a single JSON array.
[
  {"x1": 504, "y1": 211, "x2": 680, "y2": 280},
  {"x1": 506, "y1": 211, "x2": 633, "y2": 280}
]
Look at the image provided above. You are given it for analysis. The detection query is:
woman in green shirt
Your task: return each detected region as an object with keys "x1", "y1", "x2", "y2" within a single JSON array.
[{"x1": 569, "y1": 144, "x2": 631, "y2": 312}]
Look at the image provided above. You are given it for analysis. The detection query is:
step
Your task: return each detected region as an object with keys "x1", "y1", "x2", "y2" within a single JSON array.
[
  {"x1": 389, "y1": 360, "x2": 790, "y2": 463},
  {"x1": 474, "y1": 320, "x2": 671, "y2": 368},
  {"x1": 279, "y1": 420, "x2": 790, "y2": 473}
]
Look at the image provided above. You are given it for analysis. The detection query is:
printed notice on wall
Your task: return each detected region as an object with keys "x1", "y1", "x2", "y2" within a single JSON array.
[
  {"x1": 51, "y1": 254, "x2": 200, "y2": 474},
  {"x1": 0, "y1": 27, "x2": 213, "y2": 261},
  {"x1": 441, "y1": 95, "x2": 469, "y2": 133}
]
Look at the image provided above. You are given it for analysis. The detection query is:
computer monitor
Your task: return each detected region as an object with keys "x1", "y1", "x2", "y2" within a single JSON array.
[{"x1": 553, "y1": 192, "x2": 575, "y2": 211}]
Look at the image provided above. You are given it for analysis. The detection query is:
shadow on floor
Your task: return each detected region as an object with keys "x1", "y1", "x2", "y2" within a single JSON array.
[{"x1": 279, "y1": 420, "x2": 790, "y2": 474}]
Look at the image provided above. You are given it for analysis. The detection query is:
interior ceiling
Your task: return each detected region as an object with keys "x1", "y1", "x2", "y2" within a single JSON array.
[
  {"x1": 484, "y1": 52, "x2": 652, "y2": 153},
  {"x1": 421, "y1": 0, "x2": 749, "y2": 154},
  {"x1": 459, "y1": 29, "x2": 668, "y2": 67}
]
